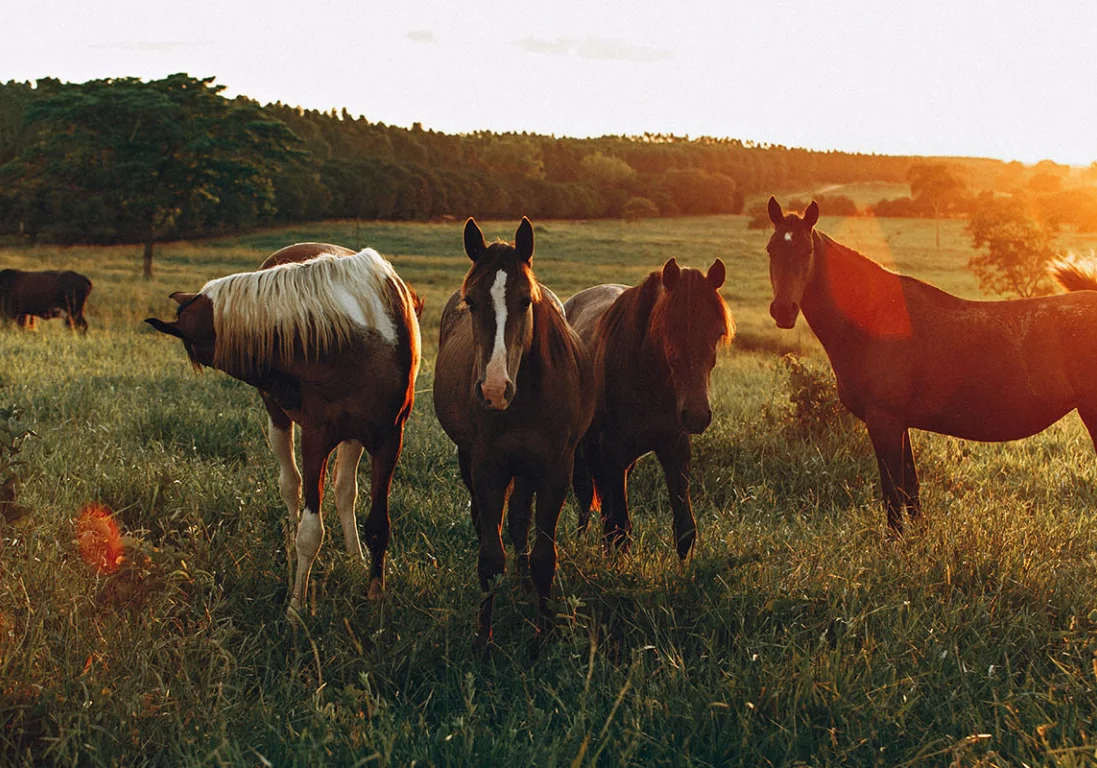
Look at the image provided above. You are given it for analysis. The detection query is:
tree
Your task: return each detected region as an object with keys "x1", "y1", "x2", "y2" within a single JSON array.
[
  {"x1": 8, "y1": 74, "x2": 302, "y2": 277},
  {"x1": 967, "y1": 193, "x2": 1058, "y2": 298},
  {"x1": 908, "y1": 162, "x2": 967, "y2": 249}
]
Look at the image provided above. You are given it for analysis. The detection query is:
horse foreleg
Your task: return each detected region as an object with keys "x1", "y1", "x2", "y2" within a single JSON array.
[
  {"x1": 332, "y1": 440, "x2": 365, "y2": 561},
  {"x1": 599, "y1": 455, "x2": 633, "y2": 555},
  {"x1": 572, "y1": 437, "x2": 596, "y2": 531},
  {"x1": 471, "y1": 464, "x2": 509, "y2": 651},
  {"x1": 655, "y1": 432, "x2": 696, "y2": 560},
  {"x1": 866, "y1": 416, "x2": 914, "y2": 534},
  {"x1": 529, "y1": 462, "x2": 571, "y2": 643},
  {"x1": 508, "y1": 475, "x2": 535, "y2": 584},
  {"x1": 363, "y1": 430, "x2": 402, "y2": 601},
  {"x1": 289, "y1": 428, "x2": 335, "y2": 615}
]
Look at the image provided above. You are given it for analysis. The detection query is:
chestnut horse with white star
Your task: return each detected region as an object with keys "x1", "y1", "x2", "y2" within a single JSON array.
[{"x1": 433, "y1": 218, "x2": 593, "y2": 649}]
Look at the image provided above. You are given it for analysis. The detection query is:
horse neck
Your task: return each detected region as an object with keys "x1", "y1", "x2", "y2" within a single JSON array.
[{"x1": 800, "y1": 232, "x2": 883, "y2": 347}]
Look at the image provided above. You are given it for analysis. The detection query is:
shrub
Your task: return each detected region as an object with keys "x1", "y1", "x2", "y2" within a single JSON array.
[
  {"x1": 621, "y1": 196, "x2": 660, "y2": 221},
  {"x1": 781, "y1": 355, "x2": 852, "y2": 435}
]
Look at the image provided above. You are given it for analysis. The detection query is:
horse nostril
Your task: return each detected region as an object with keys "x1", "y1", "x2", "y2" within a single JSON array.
[
  {"x1": 504, "y1": 380, "x2": 515, "y2": 402},
  {"x1": 769, "y1": 301, "x2": 780, "y2": 320}
]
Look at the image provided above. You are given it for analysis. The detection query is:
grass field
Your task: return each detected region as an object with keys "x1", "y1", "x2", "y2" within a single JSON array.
[{"x1": 4, "y1": 214, "x2": 1097, "y2": 766}]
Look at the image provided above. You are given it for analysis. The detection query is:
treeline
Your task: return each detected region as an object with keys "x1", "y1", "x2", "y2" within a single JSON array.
[{"x1": 0, "y1": 74, "x2": 1041, "y2": 250}]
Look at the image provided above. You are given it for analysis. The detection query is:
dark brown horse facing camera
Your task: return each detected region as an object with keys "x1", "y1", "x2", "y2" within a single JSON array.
[
  {"x1": 766, "y1": 196, "x2": 1097, "y2": 532},
  {"x1": 433, "y1": 217, "x2": 594, "y2": 649},
  {"x1": 146, "y1": 242, "x2": 422, "y2": 612},
  {"x1": 566, "y1": 259, "x2": 733, "y2": 558},
  {"x1": 0, "y1": 269, "x2": 92, "y2": 332}
]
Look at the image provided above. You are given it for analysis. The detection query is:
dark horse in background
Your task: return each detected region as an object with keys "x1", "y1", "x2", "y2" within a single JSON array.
[
  {"x1": 0, "y1": 269, "x2": 92, "y2": 332},
  {"x1": 147, "y1": 242, "x2": 422, "y2": 612},
  {"x1": 433, "y1": 218, "x2": 593, "y2": 649},
  {"x1": 766, "y1": 196, "x2": 1097, "y2": 532},
  {"x1": 566, "y1": 259, "x2": 733, "y2": 558}
]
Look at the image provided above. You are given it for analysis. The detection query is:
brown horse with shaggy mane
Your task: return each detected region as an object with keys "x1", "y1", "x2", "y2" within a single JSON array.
[
  {"x1": 766, "y1": 196, "x2": 1097, "y2": 533},
  {"x1": 565, "y1": 259, "x2": 733, "y2": 558},
  {"x1": 147, "y1": 242, "x2": 422, "y2": 613},
  {"x1": 433, "y1": 218, "x2": 594, "y2": 650}
]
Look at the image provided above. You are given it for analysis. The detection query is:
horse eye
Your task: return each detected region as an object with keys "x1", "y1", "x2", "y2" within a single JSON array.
[
  {"x1": 520, "y1": 297, "x2": 532, "y2": 310},
  {"x1": 465, "y1": 299, "x2": 478, "y2": 313}
]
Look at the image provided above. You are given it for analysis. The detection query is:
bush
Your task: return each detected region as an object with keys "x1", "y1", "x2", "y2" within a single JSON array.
[
  {"x1": 621, "y1": 196, "x2": 660, "y2": 221},
  {"x1": 781, "y1": 355, "x2": 852, "y2": 435}
]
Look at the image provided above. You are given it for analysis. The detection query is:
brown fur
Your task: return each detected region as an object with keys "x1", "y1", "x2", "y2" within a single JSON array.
[
  {"x1": 566, "y1": 258, "x2": 732, "y2": 558},
  {"x1": 0, "y1": 269, "x2": 92, "y2": 332},
  {"x1": 433, "y1": 218, "x2": 594, "y2": 649},
  {"x1": 767, "y1": 197, "x2": 1097, "y2": 533},
  {"x1": 146, "y1": 241, "x2": 421, "y2": 609}
]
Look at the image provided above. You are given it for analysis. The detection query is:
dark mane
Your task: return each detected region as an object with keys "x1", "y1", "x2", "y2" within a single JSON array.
[
  {"x1": 529, "y1": 286, "x2": 583, "y2": 369},
  {"x1": 593, "y1": 271, "x2": 662, "y2": 363}
]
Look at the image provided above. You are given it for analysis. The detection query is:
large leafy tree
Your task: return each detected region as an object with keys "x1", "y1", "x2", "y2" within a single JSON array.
[
  {"x1": 967, "y1": 192, "x2": 1058, "y2": 298},
  {"x1": 5, "y1": 74, "x2": 302, "y2": 276}
]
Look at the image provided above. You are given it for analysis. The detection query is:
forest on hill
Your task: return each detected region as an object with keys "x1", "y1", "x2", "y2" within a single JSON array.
[{"x1": 0, "y1": 74, "x2": 1090, "y2": 252}]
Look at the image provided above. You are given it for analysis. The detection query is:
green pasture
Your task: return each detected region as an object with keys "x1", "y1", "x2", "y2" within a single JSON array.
[{"x1": 3, "y1": 215, "x2": 1097, "y2": 766}]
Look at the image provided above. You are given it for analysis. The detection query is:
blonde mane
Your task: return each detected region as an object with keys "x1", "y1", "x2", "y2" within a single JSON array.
[{"x1": 201, "y1": 248, "x2": 406, "y2": 375}]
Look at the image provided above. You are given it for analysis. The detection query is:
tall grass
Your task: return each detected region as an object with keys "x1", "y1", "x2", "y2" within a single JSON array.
[{"x1": 3, "y1": 216, "x2": 1097, "y2": 765}]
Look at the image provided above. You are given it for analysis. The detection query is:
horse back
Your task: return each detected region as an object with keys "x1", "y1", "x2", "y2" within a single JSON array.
[
  {"x1": 260, "y1": 242, "x2": 357, "y2": 270},
  {"x1": 564, "y1": 284, "x2": 628, "y2": 346}
]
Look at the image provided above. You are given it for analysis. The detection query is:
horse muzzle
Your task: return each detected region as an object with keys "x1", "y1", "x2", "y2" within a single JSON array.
[
  {"x1": 770, "y1": 300, "x2": 800, "y2": 329},
  {"x1": 477, "y1": 377, "x2": 515, "y2": 411},
  {"x1": 680, "y1": 405, "x2": 713, "y2": 435}
]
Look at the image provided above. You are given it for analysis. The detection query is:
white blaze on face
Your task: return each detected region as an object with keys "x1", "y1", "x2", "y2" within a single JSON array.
[
  {"x1": 784, "y1": 232, "x2": 793, "y2": 242},
  {"x1": 481, "y1": 269, "x2": 511, "y2": 406}
]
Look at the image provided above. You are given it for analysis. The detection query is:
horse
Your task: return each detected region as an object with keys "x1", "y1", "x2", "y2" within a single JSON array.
[
  {"x1": 146, "y1": 242, "x2": 422, "y2": 612},
  {"x1": 765, "y1": 196, "x2": 1097, "y2": 532},
  {"x1": 0, "y1": 269, "x2": 92, "y2": 332},
  {"x1": 565, "y1": 259, "x2": 733, "y2": 558},
  {"x1": 433, "y1": 217, "x2": 594, "y2": 649}
]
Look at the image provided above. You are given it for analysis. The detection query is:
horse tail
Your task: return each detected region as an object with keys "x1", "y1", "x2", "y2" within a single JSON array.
[{"x1": 1050, "y1": 258, "x2": 1097, "y2": 293}]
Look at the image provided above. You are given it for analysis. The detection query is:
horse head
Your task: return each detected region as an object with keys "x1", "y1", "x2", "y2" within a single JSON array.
[
  {"x1": 652, "y1": 257, "x2": 732, "y2": 434},
  {"x1": 766, "y1": 196, "x2": 819, "y2": 329},
  {"x1": 145, "y1": 291, "x2": 217, "y2": 369},
  {"x1": 461, "y1": 217, "x2": 539, "y2": 411}
]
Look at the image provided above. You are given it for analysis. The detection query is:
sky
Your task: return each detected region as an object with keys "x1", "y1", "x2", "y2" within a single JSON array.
[{"x1": 5, "y1": 0, "x2": 1097, "y2": 165}]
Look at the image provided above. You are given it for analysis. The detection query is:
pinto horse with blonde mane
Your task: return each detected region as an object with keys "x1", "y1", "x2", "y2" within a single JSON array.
[
  {"x1": 566, "y1": 259, "x2": 733, "y2": 557},
  {"x1": 433, "y1": 218, "x2": 593, "y2": 649},
  {"x1": 146, "y1": 243, "x2": 421, "y2": 612},
  {"x1": 766, "y1": 196, "x2": 1097, "y2": 533}
]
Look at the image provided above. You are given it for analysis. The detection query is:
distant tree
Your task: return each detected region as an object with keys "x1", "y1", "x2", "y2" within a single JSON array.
[
  {"x1": 967, "y1": 193, "x2": 1058, "y2": 298},
  {"x1": 908, "y1": 162, "x2": 967, "y2": 248},
  {"x1": 580, "y1": 152, "x2": 637, "y2": 188},
  {"x1": 621, "y1": 196, "x2": 659, "y2": 221},
  {"x1": 7, "y1": 74, "x2": 302, "y2": 277}
]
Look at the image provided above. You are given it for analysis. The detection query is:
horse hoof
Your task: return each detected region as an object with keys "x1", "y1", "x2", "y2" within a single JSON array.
[{"x1": 367, "y1": 578, "x2": 384, "y2": 601}]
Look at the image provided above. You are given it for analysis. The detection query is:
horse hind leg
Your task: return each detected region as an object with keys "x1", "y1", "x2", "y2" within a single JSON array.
[
  {"x1": 572, "y1": 437, "x2": 599, "y2": 532},
  {"x1": 332, "y1": 440, "x2": 365, "y2": 561},
  {"x1": 508, "y1": 475, "x2": 535, "y2": 585},
  {"x1": 266, "y1": 402, "x2": 301, "y2": 519},
  {"x1": 289, "y1": 428, "x2": 336, "y2": 615},
  {"x1": 362, "y1": 429, "x2": 403, "y2": 601}
]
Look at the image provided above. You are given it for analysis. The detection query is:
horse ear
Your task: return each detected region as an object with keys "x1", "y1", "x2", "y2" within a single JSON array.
[
  {"x1": 707, "y1": 259, "x2": 726, "y2": 289},
  {"x1": 169, "y1": 291, "x2": 197, "y2": 305},
  {"x1": 803, "y1": 201, "x2": 819, "y2": 229},
  {"x1": 515, "y1": 217, "x2": 534, "y2": 263},
  {"x1": 463, "y1": 218, "x2": 486, "y2": 262},
  {"x1": 662, "y1": 258, "x2": 681, "y2": 291},
  {"x1": 768, "y1": 196, "x2": 784, "y2": 227},
  {"x1": 145, "y1": 317, "x2": 188, "y2": 341}
]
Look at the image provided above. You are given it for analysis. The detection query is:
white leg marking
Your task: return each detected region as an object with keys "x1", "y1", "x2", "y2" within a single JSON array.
[
  {"x1": 333, "y1": 440, "x2": 365, "y2": 560},
  {"x1": 290, "y1": 508, "x2": 324, "y2": 613},
  {"x1": 482, "y1": 269, "x2": 511, "y2": 406},
  {"x1": 268, "y1": 417, "x2": 301, "y2": 517}
]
